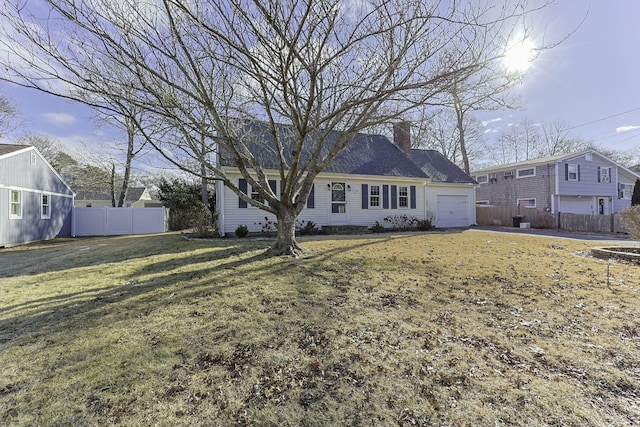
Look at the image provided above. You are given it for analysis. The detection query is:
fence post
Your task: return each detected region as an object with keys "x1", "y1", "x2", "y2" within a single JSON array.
[{"x1": 557, "y1": 212, "x2": 561, "y2": 230}]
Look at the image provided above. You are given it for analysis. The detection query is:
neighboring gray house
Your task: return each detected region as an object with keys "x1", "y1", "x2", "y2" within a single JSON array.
[
  {"x1": 472, "y1": 149, "x2": 640, "y2": 215},
  {"x1": 74, "y1": 187, "x2": 156, "y2": 208},
  {"x1": 0, "y1": 144, "x2": 75, "y2": 246},
  {"x1": 215, "y1": 122, "x2": 478, "y2": 235}
]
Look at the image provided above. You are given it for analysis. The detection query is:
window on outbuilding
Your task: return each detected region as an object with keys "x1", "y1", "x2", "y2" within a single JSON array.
[
  {"x1": 10, "y1": 190, "x2": 21, "y2": 219},
  {"x1": 41, "y1": 193, "x2": 51, "y2": 219}
]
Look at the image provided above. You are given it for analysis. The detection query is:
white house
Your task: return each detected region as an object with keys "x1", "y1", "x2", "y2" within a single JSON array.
[{"x1": 215, "y1": 123, "x2": 477, "y2": 236}]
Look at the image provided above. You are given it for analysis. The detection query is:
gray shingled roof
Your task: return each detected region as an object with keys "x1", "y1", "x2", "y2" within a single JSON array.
[
  {"x1": 410, "y1": 149, "x2": 477, "y2": 184},
  {"x1": 220, "y1": 121, "x2": 478, "y2": 183},
  {"x1": 74, "y1": 187, "x2": 148, "y2": 201},
  {"x1": 220, "y1": 121, "x2": 429, "y2": 178},
  {"x1": 0, "y1": 144, "x2": 29, "y2": 157}
]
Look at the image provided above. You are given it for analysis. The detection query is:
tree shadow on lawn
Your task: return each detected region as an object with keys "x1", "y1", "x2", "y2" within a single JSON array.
[
  {"x1": 0, "y1": 233, "x2": 251, "y2": 279},
  {"x1": 0, "y1": 243, "x2": 271, "y2": 343},
  {"x1": 0, "y1": 232, "x2": 413, "y2": 345}
]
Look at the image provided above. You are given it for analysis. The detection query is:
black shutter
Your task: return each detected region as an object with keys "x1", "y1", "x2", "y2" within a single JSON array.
[
  {"x1": 383, "y1": 185, "x2": 389, "y2": 209},
  {"x1": 239, "y1": 179, "x2": 247, "y2": 208},
  {"x1": 307, "y1": 184, "x2": 315, "y2": 209},
  {"x1": 577, "y1": 165, "x2": 581, "y2": 181},
  {"x1": 565, "y1": 164, "x2": 569, "y2": 181},
  {"x1": 410, "y1": 185, "x2": 416, "y2": 209},
  {"x1": 391, "y1": 185, "x2": 397, "y2": 209},
  {"x1": 597, "y1": 166, "x2": 601, "y2": 182},
  {"x1": 361, "y1": 184, "x2": 368, "y2": 209}
]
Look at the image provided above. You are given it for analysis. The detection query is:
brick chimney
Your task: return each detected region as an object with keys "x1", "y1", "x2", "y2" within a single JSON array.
[{"x1": 393, "y1": 121, "x2": 411, "y2": 157}]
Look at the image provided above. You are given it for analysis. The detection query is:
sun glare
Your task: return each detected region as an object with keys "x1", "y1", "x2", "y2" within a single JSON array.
[{"x1": 502, "y1": 38, "x2": 536, "y2": 73}]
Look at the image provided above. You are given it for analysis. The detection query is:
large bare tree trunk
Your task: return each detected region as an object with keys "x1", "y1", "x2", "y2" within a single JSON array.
[{"x1": 268, "y1": 208, "x2": 303, "y2": 257}]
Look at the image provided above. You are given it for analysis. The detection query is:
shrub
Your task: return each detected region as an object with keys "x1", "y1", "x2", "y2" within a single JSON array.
[
  {"x1": 620, "y1": 206, "x2": 640, "y2": 239},
  {"x1": 384, "y1": 214, "x2": 417, "y2": 231},
  {"x1": 415, "y1": 211, "x2": 436, "y2": 231},
  {"x1": 235, "y1": 224, "x2": 249, "y2": 238},
  {"x1": 533, "y1": 211, "x2": 555, "y2": 229},
  {"x1": 297, "y1": 220, "x2": 320, "y2": 235},
  {"x1": 370, "y1": 220, "x2": 385, "y2": 233},
  {"x1": 415, "y1": 218, "x2": 433, "y2": 231},
  {"x1": 190, "y1": 210, "x2": 219, "y2": 238},
  {"x1": 157, "y1": 177, "x2": 215, "y2": 231},
  {"x1": 254, "y1": 217, "x2": 277, "y2": 237}
]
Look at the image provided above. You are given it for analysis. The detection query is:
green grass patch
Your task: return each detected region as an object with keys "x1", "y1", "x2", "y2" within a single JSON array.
[{"x1": 1, "y1": 231, "x2": 639, "y2": 426}]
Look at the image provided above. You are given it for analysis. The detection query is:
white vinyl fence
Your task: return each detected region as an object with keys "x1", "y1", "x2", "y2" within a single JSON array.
[{"x1": 73, "y1": 207, "x2": 169, "y2": 236}]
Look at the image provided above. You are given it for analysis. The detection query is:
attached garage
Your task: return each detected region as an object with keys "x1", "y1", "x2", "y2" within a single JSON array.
[{"x1": 436, "y1": 195, "x2": 469, "y2": 228}]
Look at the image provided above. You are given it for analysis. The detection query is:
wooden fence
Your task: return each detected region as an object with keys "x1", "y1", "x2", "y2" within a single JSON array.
[{"x1": 476, "y1": 206, "x2": 629, "y2": 234}]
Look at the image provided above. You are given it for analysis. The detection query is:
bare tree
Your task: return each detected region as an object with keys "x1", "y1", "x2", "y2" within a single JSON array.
[
  {"x1": 411, "y1": 107, "x2": 485, "y2": 170},
  {"x1": 0, "y1": 0, "x2": 551, "y2": 256},
  {"x1": 490, "y1": 118, "x2": 542, "y2": 163},
  {"x1": 0, "y1": 91, "x2": 18, "y2": 136},
  {"x1": 94, "y1": 108, "x2": 149, "y2": 207},
  {"x1": 538, "y1": 119, "x2": 587, "y2": 156},
  {"x1": 15, "y1": 131, "x2": 58, "y2": 159}
]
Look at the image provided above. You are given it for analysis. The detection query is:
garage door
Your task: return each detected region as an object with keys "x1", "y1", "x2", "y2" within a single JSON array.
[{"x1": 436, "y1": 195, "x2": 469, "y2": 227}]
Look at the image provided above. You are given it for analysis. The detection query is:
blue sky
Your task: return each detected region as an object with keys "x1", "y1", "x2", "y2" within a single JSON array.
[
  {"x1": 2, "y1": 1, "x2": 640, "y2": 162},
  {"x1": 478, "y1": 1, "x2": 640, "y2": 153}
]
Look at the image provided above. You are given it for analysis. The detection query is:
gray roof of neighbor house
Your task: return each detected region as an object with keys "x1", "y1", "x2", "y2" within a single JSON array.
[
  {"x1": 74, "y1": 187, "x2": 149, "y2": 201},
  {"x1": 219, "y1": 121, "x2": 476, "y2": 180},
  {"x1": 0, "y1": 143, "x2": 29, "y2": 157},
  {"x1": 471, "y1": 150, "x2": 592, "y2": 175},
  {"x1": 410, "y1": 149, "x2": 478, "y2": 184}
]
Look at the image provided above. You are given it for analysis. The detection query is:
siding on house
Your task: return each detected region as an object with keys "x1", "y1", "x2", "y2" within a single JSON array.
[
  {"x1": 475, "y1": 163, "x2": 555, "y2": 210},
  {"x1": 0, "y1": 145, "x2": 74, "y2": 246},
  {"x1": 473, "y1": 150, "x2": 639, "y2": 215},
  {"x1": 221, "y1": 172, "x2": 427, "y2": 234},
  {"x1": 216, "y1": 122, "x2": 478, "y2": 236}
]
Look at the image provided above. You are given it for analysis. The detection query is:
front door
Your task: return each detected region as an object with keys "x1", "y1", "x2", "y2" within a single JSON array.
[
  {"x1": 597, "y1": 197, "x2": 610, "y2": 215},
  {"x1": 330, "y1": 182, "x2": 347, "y2": 224}
]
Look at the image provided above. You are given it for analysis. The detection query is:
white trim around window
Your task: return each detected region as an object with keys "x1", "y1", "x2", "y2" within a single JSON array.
[
  {"x1": 517, "y1": 198, "x2": 536, "y2": 208},
  {"x1": 516, "y1": 167, "x2": 536, "y2": 178},
  {"x1": 41, "y1": 193, "x2": 51, "y2": 219},
  {"x1": 398, "y1": 186, "x2": 409, "y2": 208},
  {"x1": 369, "y1": 184, "x2": 381, "y2": 208},
  {"x1": 9, "y1": 189, "x2": 22, "y2": 219},
  {"x1": 475, "y1": 175, "x2": 488, "y2": 184}
]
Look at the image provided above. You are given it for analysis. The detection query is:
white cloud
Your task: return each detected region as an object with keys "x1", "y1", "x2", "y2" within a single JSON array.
[
  {"x1": 481, "y1": 117, "x2": 503, "y2": 127},
  {"x1": 616, "y1": 125, "x2": 640, "y2": 133},
  {"x1": 42, "y1": 112, "x2": 77, "y2": 126}
]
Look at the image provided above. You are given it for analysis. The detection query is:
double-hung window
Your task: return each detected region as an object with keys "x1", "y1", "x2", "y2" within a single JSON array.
[
  {"x1": 250, "y1": 186, "x2": 264, "y2": 204},
  {"x1": 398, "y1": 186, "x2": 408, "y2": 208},
  {"x1": 10, "y1": 190, "x2": 21, "y2": 219},
  {"x1": 41, "y1": 194, "x2": 51, "y2": 219},
  {"x1": 370, "y1": 185, "x2": 380, "y2": 207},
  {"x1": 567, "y1": 164, "x2": 578, "y2": 181}
]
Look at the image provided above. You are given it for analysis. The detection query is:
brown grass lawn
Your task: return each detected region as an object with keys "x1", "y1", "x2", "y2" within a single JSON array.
[{"x1": 1, "y1": 230, "x2": 639, "y2": 426}]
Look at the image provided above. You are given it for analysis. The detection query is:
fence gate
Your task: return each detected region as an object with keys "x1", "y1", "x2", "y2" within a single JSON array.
[{"x1": 73, "y1": 207, "x2": 169, "y2": 236}]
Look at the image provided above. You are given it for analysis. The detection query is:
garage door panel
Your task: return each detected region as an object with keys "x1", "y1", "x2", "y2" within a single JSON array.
[{"x1": 436, "y1": 195, "x2": 468, "y2": 227}]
